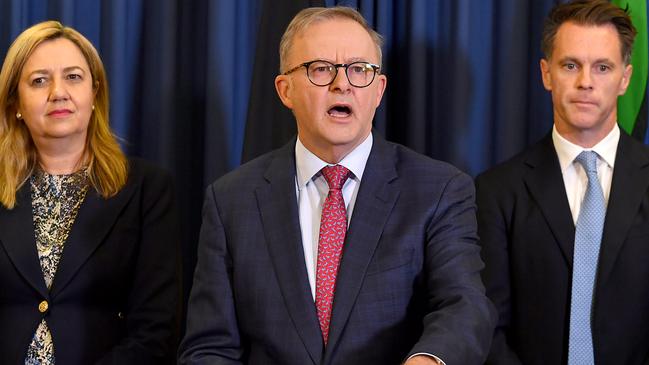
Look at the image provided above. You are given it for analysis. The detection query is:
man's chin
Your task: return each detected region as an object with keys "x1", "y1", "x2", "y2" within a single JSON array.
[{"x1": 565, "y1": 113, "x2": 605, "y2": 130}]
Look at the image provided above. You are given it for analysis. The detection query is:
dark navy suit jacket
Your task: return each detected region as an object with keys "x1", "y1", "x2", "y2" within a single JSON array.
[
  {"x1": 477, "y1": 131, "x2": 649, "y2": 364},
  {"x1": 0, "y1": 159, "x2": 179, "y2": 364},
  {"x1": 180, "y1": 133, "x2": 496, "y2": 365}
]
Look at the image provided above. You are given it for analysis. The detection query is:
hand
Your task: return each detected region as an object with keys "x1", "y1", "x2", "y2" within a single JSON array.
[{"x1": 404, "y1": 355, "x2": 442, "y2": 365}]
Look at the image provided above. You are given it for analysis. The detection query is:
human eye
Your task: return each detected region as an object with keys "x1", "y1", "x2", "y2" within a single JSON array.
[
  {"x1": 30, "y1": 76, "x2": 48, "y2": 87},
  {"x1": 563, "y1": 63, "x2": 578, "y2": 71},
  {"x1": 595, "y1": 64, "x2": 611, "y2": 73},
  {"x1": 66, "y1": 73, "x2": 83, "y2": 81},
  {"x1": 310, "y1": 62, "x2": 332, "y2": 74},
  {"x1": 348, "y1": 63, "x2": 368, "y2": 74}
]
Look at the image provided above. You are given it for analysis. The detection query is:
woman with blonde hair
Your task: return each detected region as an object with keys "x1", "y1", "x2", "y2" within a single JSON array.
[{"x1": 0, "y1": 21, "x2": 179, "y2": 364}]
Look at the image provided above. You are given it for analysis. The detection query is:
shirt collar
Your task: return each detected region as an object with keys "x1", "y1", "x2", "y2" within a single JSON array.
[
  {"x1": 552, "y1": 123, "x2": 619, "y2": 172},
  {"x1": 295, "y1": 133, "x2": 373, "y2": 189}
]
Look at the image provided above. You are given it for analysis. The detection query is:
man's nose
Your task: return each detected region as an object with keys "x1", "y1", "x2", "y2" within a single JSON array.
[
  {"x1": 329, "y1": 66, "x2": 351, "y2": 92},
  {"x1": 576, "y1": 68, "x2": 594, "y2": 90}
]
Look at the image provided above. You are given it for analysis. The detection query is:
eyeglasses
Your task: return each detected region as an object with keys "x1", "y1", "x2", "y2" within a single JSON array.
[{"x1": 284, "y1": 60, "x2": 381, "y2": 88}]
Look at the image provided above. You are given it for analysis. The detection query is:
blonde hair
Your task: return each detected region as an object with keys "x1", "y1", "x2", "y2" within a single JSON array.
[
  {"x1": 279, "y1": 6, "x2": 384, "y2": 73},
  {"x1": 0, "y1": 20, "x2": 128, "y2": 209}
]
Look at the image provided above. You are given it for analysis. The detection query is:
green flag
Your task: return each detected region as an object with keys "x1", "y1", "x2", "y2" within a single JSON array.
[{"x1": 612, "y1": 0, "x2": 648, "y2": 140}]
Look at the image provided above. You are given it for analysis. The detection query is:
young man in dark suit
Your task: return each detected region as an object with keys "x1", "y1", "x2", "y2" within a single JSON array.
[
  {"x1": 477, "y1": 1, "x2": 649, "y2": 364},
  {"x1": 179, "y1": 6, "x2": 495, "y2": 365}
]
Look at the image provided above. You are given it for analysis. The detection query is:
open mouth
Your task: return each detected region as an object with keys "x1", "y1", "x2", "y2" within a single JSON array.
[{"x1": 327, "y1": 105, "x2": 352, "y2": 118}]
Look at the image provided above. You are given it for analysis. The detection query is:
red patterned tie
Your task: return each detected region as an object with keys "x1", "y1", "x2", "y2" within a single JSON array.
[{"x1": 316, "y1": 164, "x2": 351, "y2": 345}]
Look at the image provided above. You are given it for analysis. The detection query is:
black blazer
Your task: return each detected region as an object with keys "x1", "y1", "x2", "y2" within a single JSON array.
[
  {"x1": 476, "y1": 131, "x2": 649, "y2": 364},
  {"x1": 0, "y1": 158, "x2": 179, "y2": 364},
  {"x1": 179, "y1": 133, "x2": 496, "y2": 365}
]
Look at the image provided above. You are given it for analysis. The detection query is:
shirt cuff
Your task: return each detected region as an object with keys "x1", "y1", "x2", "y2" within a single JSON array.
[{"x1": 407, "y1": 352, "x2": 446, "y2": 365}]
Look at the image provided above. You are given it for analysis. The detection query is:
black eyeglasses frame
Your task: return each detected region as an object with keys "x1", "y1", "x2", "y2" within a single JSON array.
[{"x1": 283, "y1": 59, "x2": 381, "y2": 88}]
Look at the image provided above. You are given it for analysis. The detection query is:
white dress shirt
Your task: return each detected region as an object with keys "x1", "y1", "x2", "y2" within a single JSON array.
[
  {"x1": 294, "y1": 134, "x2": 372, "y2": 300},
  {"x1": 552, "y1": 124, "x2": 619, "y2": 224}
]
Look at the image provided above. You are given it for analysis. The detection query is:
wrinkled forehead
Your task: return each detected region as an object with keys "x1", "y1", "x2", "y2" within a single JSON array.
[
  {"x1": 550, "y1": 21, "x2": 623, "y2": 57},
  {"x1": 551, "y1": 22, "x2": 624, "y2": 62},
  {"x1": 22, "y1": 38, "x2": 90, "y2": 74},
  {"x1": 291, "y1": 18, "x2": 379, "y2": 61}
]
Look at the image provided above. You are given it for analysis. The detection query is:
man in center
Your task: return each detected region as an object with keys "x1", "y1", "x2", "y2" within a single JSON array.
[{"x1": 179, "y1": 6, "x2": 495, "y2": 365}]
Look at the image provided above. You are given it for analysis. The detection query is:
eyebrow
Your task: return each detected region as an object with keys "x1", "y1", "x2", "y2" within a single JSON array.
[
  {"x1": 345, "y1": 57, "x2": 368, "y2": 63},
  {"x1": 317, "y1": 57, "x2": 371, "y2": 64},
  {"x1": 26, "y1": 66, "x2": 87, "y2": 76},
  {"x1": 557, "y1": 56, "x2": 615, "y2": 65}
]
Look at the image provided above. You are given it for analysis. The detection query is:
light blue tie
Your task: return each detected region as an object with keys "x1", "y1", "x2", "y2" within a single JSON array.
[{"x1": 568, "y1": 151, "x2": 605, "y2": 365}]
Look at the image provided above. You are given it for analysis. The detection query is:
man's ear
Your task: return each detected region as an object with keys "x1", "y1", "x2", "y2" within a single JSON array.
[
  {"x1": 540, "y1": 58, "x2": 552, "y2": 91},
  {"x1": 373, "y1": 74, "x2": 387, "y2": 108},
  {"x1": 618, "y1": 63, "x2": 633, "y2": 96},
  {"x1": 275, "y1": 74, "x2": 294, "y2": 109}
]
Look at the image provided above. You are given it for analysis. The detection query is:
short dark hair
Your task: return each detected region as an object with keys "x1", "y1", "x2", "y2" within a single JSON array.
[{"x1": 541, "y1": 0, "x2": 637, "y2": 64}]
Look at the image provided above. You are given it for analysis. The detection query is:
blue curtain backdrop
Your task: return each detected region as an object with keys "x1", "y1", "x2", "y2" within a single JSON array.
[{"x1": 1, "y1": 0, "x2": 564, "y2": 323}]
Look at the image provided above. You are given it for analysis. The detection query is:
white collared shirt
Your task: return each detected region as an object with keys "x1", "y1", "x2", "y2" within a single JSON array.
[
  {"x1": 552, "y1": 124, "x2": 619, "y2": 224},
  {"x1": 294, "y1": 134, "x2": 372, "y2": 300}
]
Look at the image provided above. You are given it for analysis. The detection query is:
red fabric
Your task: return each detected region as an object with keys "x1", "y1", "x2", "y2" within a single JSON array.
[{"x1": 315, "y1": 165, "x2": 351, "y2": 344}]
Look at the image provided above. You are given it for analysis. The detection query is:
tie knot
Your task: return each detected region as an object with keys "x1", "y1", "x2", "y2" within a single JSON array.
[
  {"x1": 322, "y1": 165, "x2": 351, "y2": 190},
  {"x1": 575, "y1": 151, "x2": 599, "y2": 177}
]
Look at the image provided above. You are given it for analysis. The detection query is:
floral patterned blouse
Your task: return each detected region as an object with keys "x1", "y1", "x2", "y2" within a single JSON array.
[{"x1": 24, "y1": 168, "x2": 89, "y2": 365}]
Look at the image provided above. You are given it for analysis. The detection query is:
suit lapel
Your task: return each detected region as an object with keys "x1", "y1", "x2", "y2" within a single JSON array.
[
  {"x1": 0, "y1": 184, "x2": 48, "y2": 297},
  {"x1": 49, "y1": 180, "x2": 137, "y2": 297},
  {"x1": 324, "y1": 135, "x2": 399, "y2": 357},
  {"x1": 256, "y1": 140, "x2": 323, "y2": 365},
  {"x1": 598, "y1": 133, "x2": 649, "y2": 285},
  {"x1": 522, "y1": 135, "x2": 576, "y2": 266}
]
